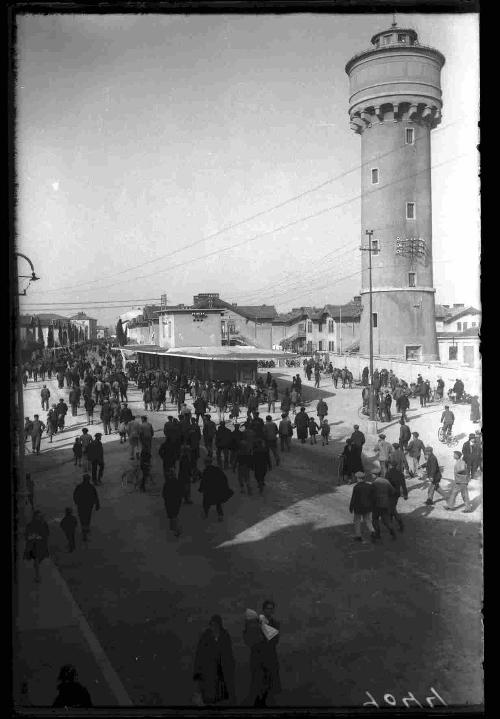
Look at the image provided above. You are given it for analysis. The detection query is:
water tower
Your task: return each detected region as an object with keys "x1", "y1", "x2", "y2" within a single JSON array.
[{"x1": 345, "y1": 22, "x2": 445, "y2": 361}]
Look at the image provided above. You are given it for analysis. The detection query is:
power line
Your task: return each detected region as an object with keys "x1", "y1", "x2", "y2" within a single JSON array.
[{"x1": 31, "y1": 121, "x2": 459, "y2": 296}]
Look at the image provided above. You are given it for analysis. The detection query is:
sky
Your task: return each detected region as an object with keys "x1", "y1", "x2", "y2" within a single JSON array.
[{"x1": 15, "y1": 12, "x2": 480, "y2": 327}]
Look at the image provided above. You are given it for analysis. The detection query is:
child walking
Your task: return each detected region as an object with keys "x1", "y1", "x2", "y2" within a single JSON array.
[
  {"x1": 72, "y1": 436, "x2": 83, "y2": 466},
  {"x1": 60, "y1": 507, "x2": 77, "y2": 552}
]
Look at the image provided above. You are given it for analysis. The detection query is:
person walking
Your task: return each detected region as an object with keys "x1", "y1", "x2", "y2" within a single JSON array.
[
  {"x1": 349, "y1": 471, "x2": 376, "y2": 542},
  {"x1": 40, "y1": 385, "x2": 50, "y2": 411},
  {"x1": 178, "y1": 444, "x2": 193, "y2": 504},
  {"x1": 23, "y1": 510, "x2": 49, "y2": 583},
  {"x1": 84, "y1": 395, "x2": 96, "y2": 425},
  {"x1": 243, "y1": 600, "x2": 281, "y2": 707},
  {"x1": 316, "y1": 398, "x2": 328, "y2": 424},
  {"x1": 407, "y1": 431, "x2": 425, "y2": 478},
  {"x1": 72, "y1": 436, "x2": 83, "y2": 467},
  {"x1": 263, "y1": 415, "x2": 280, "y2": 465},
  {"x1": 375, "y1": 434, "x2": 392, "y2": 477},
  {"x1": 385, "y1": 461, "x2": 408, "y2": 532},
  {"x1": 461, "y1": 434, "x2": 475, "y2": 478},
  {"x1": 267, "y1": 386, "x2": 277, "y2": 415},
  {"x1": 127, "y1": 415, "x2": 142, "y2": 460},
  {"x1": 60, "y1": 507, "x2": 77, "y2": 552},
  {"x1": 294, "y1": 407, "x2": 309, "y2": 444},
  {"x1": 193, "y1": 615, "x2": 235, "y2": 706},
  {"x1": 87, "y1": 433, "x2": 104, "y2": 485},
  {"x1": 399, "y1": 392, "x2": 410, "y2": 422},
  {"x1": 69, "y1": 386, "x2": 79, "y2": 417},
  {"x1": 73, "y1": 474, "x2": 100, "y2": 543},
  {"x1": 100, "y1": 399, "x2": 112, "y2": 435},
  {"x1": 440, "y1": 405, "x2": 455, "y2": 438},
  {"x1": 30, "y1": 415, "x2": 45, "y2": 455},
  {"x1": 278, "y1": 413, "x2": 292, "y2": 453},
  {"x1": 399, "y1": 419, "x2": 411, "y2": 453},
  {"x1": 215, "y1": 420, "x2": 232, "y2": 469},
  {"x1": 420, "y1": 446, "x2": 446, "y2": 505},
  {"x1": 162, "y1": 467, "x2": 183, "y2": 537},
  {"x1": 308, "y1": 416, "x2": 320, "y2": 445},
  {"x1": 445, "y1": 450, "x2": 473, "y2": 512},
  {"x1": 80, "y1": 428, "x2": 92, "y2": 472},
  {"x1": 56, "y1": 399, "x2": 68, "y2": 432},
  {"x1": 202, "y1": 415, "x2": 217, "y2": 459},
  {"x1": 235, "y1": 435, "x2": 253, "y2": 495},
  {"x1": 139, "y1": 415, "x2": 154, "y2": 454},
  {"x1": 252, "y1": 439, "x2": 269, "y2": 494},
  {"x1": 371, "y1": 472, "x2": 397, "y2": 541},
  {"x1": 52, "y1": 665, "x2": 92, "y2": 708},
  {"x1": 199, "y1": 457, "x2": 234, "y2": 521}
]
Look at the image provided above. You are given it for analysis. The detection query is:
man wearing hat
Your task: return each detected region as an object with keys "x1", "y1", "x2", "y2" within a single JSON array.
[
  {"x1": 407, "y1": 432, "x2": 425, "y2": 478},
  {"x1": 419, "y1": 446, "x2": 446, "y2": 505},
  {"x1": 461, "y1": 434, "x2": 476, "y2": 479},
  {"x1": 199, "y1": 456, "x2": 234, "y2": 521},
  {"x1": 87, "y1": 433, "x2": 105, "y2": 485},
  {"x1": 73, "y1": 473, "x2": 100, "y2": 543},
  {"x1": 371, "y1": 471, "x2": 397, "y2": 540},
  {"x1": 440, "y1": 405, "x2": 455, "y2": 438},
  {"x1": 349, "y1": 471, "x2": 376, "y2": 542},
  {"x1": 375, "y1": 434, "x2": 392, "y2": 477},
  {"x1": 445, "y1": 451, "x2": 473, "y2": 512}
]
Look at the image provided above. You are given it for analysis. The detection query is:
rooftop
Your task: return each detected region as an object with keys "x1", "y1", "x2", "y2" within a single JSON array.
[
  {"x1": 134, "y1": 345, "x2": 297, "y2": 361},
  {"x1": 69, "y1": 312, "x2": 97, "y2": 321}
]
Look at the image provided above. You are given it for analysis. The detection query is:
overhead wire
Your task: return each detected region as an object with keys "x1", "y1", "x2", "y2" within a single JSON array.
[{"x1": 30, "y1": 120, "x2": 459, "y2": 296}]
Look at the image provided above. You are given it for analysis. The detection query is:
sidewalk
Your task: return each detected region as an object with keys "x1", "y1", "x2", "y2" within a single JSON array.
[{"x1": 14, "y1": 546, "x2": 132, "y2": 708}]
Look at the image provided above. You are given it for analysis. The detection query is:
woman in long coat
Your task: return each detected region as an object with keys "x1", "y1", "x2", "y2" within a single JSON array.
[
  {"x1": 341, "y1": 438, "x2": 363, "y2": 483},
  {"x1": 243, "y1": 600, "x2": 281, "y2": 706},
  {"x1": 24, "y1": 510, "x2": 50, "y2": 583},
  {"x1": 162, "y1": 468, "x2": 183, "y2": 537},
  {"x1": 193, "y1": 615, "x2": 235, "y2": 705}
]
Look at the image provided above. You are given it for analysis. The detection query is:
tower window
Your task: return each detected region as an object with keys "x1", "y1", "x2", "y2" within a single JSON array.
[
  {"x1": 383, "y1": 35, "x2": 391, "y2": 45},
  {"x1": 307, "y1": 321, "x2": 312, "y2": 333},
  {"x1": 408, "y1": 272, "x2": 416, "y2": 287},
  {"x1": 372, "y1": 313, "x2": 378, "y2": 328},
  {"x1": 398, "y1": 34, "x2": 407, "y2": 43},
  {"x1": 405, "y1": 128, "x2": 415, "y2": 145},
  {"x1": 371, "y1": 168, "x2": 379, "y2": 184},
  {"x1": 406, "y1": 202, "x2": 416, "y2": 220}
]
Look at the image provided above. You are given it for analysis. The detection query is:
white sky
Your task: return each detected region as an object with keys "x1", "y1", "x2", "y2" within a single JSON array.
[{"x1": 16, "y1": 12, "x2": 480, "y2": 326}]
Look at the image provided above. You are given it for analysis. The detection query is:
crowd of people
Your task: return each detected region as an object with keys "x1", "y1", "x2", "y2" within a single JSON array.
[{"x1": 20, "y1": 342, "x2": 482, "y2": 706}]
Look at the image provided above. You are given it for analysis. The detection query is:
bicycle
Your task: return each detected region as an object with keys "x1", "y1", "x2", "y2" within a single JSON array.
[{"x1": 437, "y1": 426, "x2": 459, "y2": 447}]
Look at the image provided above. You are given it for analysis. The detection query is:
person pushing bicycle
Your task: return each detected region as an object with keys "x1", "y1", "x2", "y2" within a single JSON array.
[{"x1": 440, "y1": 405, "x2": 455, "y2": 437}]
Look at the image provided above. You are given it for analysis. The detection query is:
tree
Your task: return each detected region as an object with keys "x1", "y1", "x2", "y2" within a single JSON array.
[
  {"x1": 79, "y1": 327, "x2": 84, "y2": 342},
  {"x1": 69, "y1": 324, "x2": 74, "y2": 345},
  {"x1": 37, "y1": 317, "x2": 45, "y2": 348},
  {"x1": 57, "y1": 322, "x2": 63, "y2": 347},
  {"x1": 62, "y1": 327, "x2": 68, "y2": 346},
  {"x1": 47, "y1": 324, "x2": 54, "y2": 348},
  {"x1": 116, "y1": 318, "x2": 127, "y2": 346}
]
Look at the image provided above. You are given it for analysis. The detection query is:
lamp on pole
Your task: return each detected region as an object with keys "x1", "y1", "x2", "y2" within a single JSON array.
[
  {"x1": 360, "y1": 230, "x2": 376, "y2": 433},
  {"x1": 13, "y1": 253, "x2": 40, "y2": 531}
]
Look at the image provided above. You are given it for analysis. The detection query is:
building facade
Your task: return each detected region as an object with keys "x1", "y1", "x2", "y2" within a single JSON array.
[
  {"x1": 346, "y1": 23, "x2": 445, "y2": 361},
  {"x1": 69, "y1": 312, "x2": 98, "y2": 340}
]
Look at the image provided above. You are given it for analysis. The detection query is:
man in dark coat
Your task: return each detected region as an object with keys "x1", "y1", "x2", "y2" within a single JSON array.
[
  {"x1": 252, "y1": 439, "x2": 269, "y2": 494},
  {"x1": 202, "y1": 415, "x2": 217, "y2": 458},
  {"x1": 349, "y1": 424, "x2": 365, "y2": 475},
  {"x1": 178, "y1": 445, "x2": 193, "y2": 504},
  {"x1": 349, "y1": 471, "x2": 376, "y2": 542},
  {"x1": 87, "y1": 433, "x2": 105, "y2": 485},
  {"x1": 462, "y1": 433, "x2": 476, "y2": 478},
  {"x1": 162, "y1": 467, "x2": 183, "y2": 536},
  {"x1": 371, "y1": 472, "x2": 397, "y2": 540},
  {"x1": 199, "y1": 458, "x2": 234, "y2": 521},
  {"x1": 293, "y1": 407, "x2": 309, "y2": 443},
  {"x1": 216, "y1": 421, "x2": 233, "y2": 469},
  {"x1": 398, "y1": 392, "x2": 410, "y2": 422},
  {"x1": 399, "y1": 419, "x2": 411, "y2": 452},
  {"x1": 73, "y1": 474, "x2": 100, "y2": 542},
  {"x1": 193, "y1": 615, "x2": 235, "y2": 706},
  {"x1": 420, "y1": 446, "x2": 446, "y2": 505},
  {"x1": 386, "y1": 461, "x2": 408, "y2": 532}
]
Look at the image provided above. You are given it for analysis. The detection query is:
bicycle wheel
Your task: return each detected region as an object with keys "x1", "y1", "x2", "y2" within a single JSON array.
[{"x1": 437, "y1": 427, "x2": 445, "y2": 443}]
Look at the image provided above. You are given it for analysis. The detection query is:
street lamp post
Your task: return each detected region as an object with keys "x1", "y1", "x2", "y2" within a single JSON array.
[
  {"x1": 13, "y1": 253, "x2": 40, "y2": 531},
  {"x1": 360, "y1": 230, "x2": 377, "y2": 433}
]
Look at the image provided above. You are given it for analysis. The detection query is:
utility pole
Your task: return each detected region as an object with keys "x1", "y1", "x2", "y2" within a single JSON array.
[
  {"x1": 339, "y1": 303, "x2": 342, "y2": 355},
  {"x1": 14, "y1": 253, "x2": 40, "y2": 532},
  {"x1": 360, "y1": 230, "x2": 376, "y2": 432}
]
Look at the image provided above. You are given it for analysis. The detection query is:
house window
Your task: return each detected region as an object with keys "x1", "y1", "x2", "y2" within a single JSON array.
[
  {"x1": 456, "y1": 322, "x2": 462, "y2": 331},
  {"x1": 472, "y1": 322, "x2": 477, "y2": 327},
  {"x1": 406, "y1": 345, "x2": 421, "y2": 361},
  {"x1": 372, "y1": 312, "x2": 378, "y2": 328},
  {"x1": 328, "y1": 319, "x2": 334, "y2": 333},
  {"x1": 408, "y1": 272, "x2": 416, "y2": 287},
  {"x1": 405, "y1": 128, "x2": 415, "y2": 145},
  {"x1": 307, "y1": 341, "x2": 313, "y2": 353},
  {"x1": 318, "y1": 340, "x2": 323, "y2": 351},
  {"x1": 298, "y1": 322, "x2": 305, "y2": 333},
  {"x1": 318, "y1": 323, "x2": 323, "y2": 333},
  {"x1": 463, "y1": 322, "x2": 468, "y2": 330},
  {"x1": 449, "y1": 345, "x2": 458, "y2": 361},
  {"x1": 328, "y1": 340, "x2": 335, "y2": 351},
  {"x1": 371, "y1": 239, "x2": 380, "y2": 254},
  {"x1": 406, "y1": 202, "x2": 416, "y2": 220},
  {"x1": 371, "y1": 168, "x2": 379, "y2": 184},
  {"x1": 307, "y1": 321, "x2": 313, "y2": 333},
  {"x1": 383, "y1": 35, "x2": 391, "y2": 45}
]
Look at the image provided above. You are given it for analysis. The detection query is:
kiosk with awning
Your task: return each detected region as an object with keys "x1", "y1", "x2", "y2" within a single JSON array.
[{"x1": 131, "y1": 345, "x2": 297, "y2": 383}]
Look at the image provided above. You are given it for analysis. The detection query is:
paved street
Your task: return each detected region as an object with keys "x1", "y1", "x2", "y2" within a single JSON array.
[{"x1": 17, "y1": 367, "x2": 482, "y2": 708}]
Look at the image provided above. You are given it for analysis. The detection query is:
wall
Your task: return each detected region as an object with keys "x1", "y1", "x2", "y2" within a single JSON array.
[
  {"x1": 444, "y1": 313, "x2": 480, "y2": 333},
  {"x1": 127, "y1": 324, "x2": 151, "y2": 345},
  {"x1": 333, "y1": 353, "x2": 481, "y2": 397},
  {"x1": 159, "y1": 312, "x2": 222, "y2": 349},
  {"x1": 438, "y1": 337, "x2": 480, "y2": 369},
  {"x1": 228, "y1": 313, "x2": 272, "y2": 349}
]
